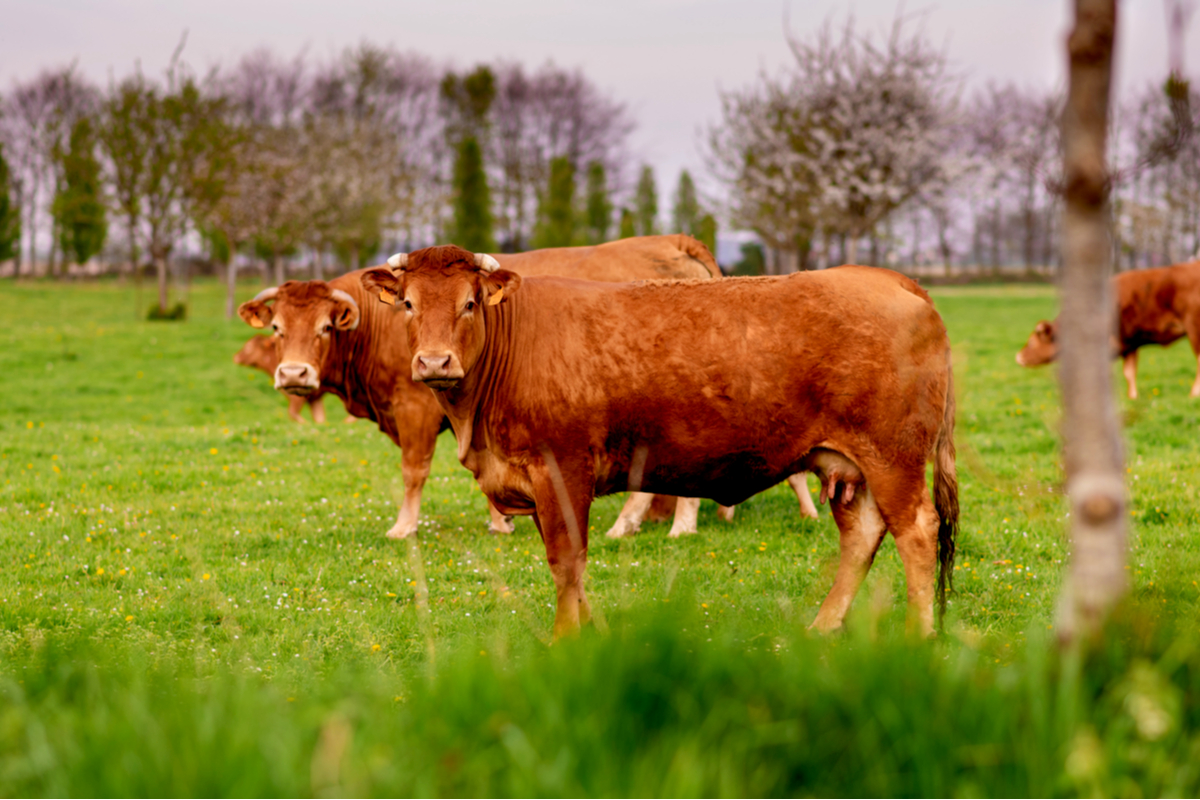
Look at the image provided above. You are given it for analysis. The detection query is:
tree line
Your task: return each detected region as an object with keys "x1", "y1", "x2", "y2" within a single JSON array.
[
  {"x1": 0, "y1": 44, "x2": 717, "y2": 316},
  {"x1": 708, "y1": 15, "x2": 1196, "y2": 275}
]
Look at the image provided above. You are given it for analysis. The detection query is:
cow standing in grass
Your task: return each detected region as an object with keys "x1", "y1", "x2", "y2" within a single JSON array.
[
  {"x1": 1017, "y1": 260, "x2": 1200, "y2": 399},
  {"x1": 360, "y1": 246, "x2": 958, "y2": 636},
  {"x1": 238, "y1": 236, "x2": 803, "y2": 539}
]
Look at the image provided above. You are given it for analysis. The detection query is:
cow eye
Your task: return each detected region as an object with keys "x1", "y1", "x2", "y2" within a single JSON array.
[
  {"x1": 403, "y1": 299, "x2": 413, "y2": 311},
  {"x1": 321, "y1": 324, "x2": 332, "y2": 335},
  {"x1": 464, "y1": 299, "x2": 476, "y2": 313}
]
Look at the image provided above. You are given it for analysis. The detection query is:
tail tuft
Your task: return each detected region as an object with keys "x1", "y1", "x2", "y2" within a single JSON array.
[{"x1": 934, "y1": 359, "x2": 959, "y2": 624}]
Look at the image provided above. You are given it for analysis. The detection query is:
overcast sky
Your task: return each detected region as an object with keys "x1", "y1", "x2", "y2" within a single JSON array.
[{"x1": 2, "y1": 0, "x2": 1195, "y2": 211}]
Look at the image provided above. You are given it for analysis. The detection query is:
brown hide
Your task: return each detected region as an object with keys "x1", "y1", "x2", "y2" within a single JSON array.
[
  {"x1": 235, "y1": 236, "x2": 727, "y2": 538},
  {"x1": 493, "y1": 234, "x2": 719, "y2": 281},
  {"x1": 1016, "y1": 261, "x2": 1200, "y2": 398},
  {"x1": 363, "y1": 246, "x2": 958, "y2": 636}
]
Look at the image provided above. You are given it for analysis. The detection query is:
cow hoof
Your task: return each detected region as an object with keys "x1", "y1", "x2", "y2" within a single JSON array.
[
  {"x1": 666, "y1": 527, "x2": 698, "y2": 538},
  {"x1": 385, "y1": 524, "x2": 418, "y2": 540},
  {"x1": 717, "y1": 505, "x2": 736, "y2": 523},
  {"x1": 605, "y1": 519, "x2": 641, "y2": 539},
  {"x1": 488, "y1": 516, "x2": 515, "y2": 535}
]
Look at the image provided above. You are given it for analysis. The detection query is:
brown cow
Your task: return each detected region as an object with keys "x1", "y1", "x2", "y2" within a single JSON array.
[
  {"x1": 237, "y1": 235, "x2": 743, "y2": 539},
  {"x1": 360, "y1": 246, "x2": 959, "y2": 637},
  {"x1": 1016, "y1": 260, "x2": 1200, "y2": 399},
  {"x1": 234, "y1": 335, "x2": 328, "y2": 424}
]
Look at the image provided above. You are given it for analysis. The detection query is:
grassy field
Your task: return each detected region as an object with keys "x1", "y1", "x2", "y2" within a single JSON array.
[{"x1": 3, "y1": 276, "x2": 1200, "y2": 795}]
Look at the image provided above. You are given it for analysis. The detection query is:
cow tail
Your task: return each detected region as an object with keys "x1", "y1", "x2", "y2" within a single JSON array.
[{"x1": 934, "y1": 355, "x2": 960, "y2": 624}]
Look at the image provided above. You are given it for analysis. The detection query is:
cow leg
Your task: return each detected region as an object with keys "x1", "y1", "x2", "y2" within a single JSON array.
[
  {"x1": 307, "y1": 395, "x2": 327, "y2": 424},
  {"x1": 1192, "y1": 354, "x2": 1200, "y2": 399},
  {"x1": 717, "y1": 504, "x2": 736, "y2": 522},
  {"x1": 786, "y1": 472, "x2": 819, "y2": 519},
  {"x1": 667, "y1": 497, "x2": 701, "y2": 538},
  {"x1": 532, "y1": 477, "x2": 592, "y2": 637},
  {"x1": 809, "y1": 485, "x2": 887, "y2": 633},
  {"x1": 386, "y1": 415, "x2": 440, "y2": 540},
  {"x1": 1123, "y1": 351, "x2": 1138, "y2": 399},
  {"x1": 487, "y1": 501, "x2": 515, "y2": 534},
  {"x1": 286, "y1": 395, "x2": 307, "y2": 424},
  {"x1": 605, "y1": 492, "x2": 654, "y2": 538},
  {"x1": 873, "y1": 482, "x2": 940, "y2": 637}
]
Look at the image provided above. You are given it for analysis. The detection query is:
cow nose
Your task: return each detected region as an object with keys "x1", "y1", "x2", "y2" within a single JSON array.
[
  {"x1": 417, "y1": 354, "x2": 452, "y2": 376},
  {"x1": 275, "y1": 362, "x2": 318, "y2": 392}
]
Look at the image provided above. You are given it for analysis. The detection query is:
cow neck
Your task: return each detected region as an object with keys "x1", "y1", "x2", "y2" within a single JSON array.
[
  {"x1": 324, "y1": 275, "x2": 397, "y2": 425},
  {"x1": 439, "y1": 291, "x2": 520, "y2": 465}
]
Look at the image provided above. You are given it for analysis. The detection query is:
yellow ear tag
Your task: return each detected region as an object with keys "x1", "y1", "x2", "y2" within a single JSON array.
[
  {"x1": 249, "y1": 317, "x2": 265, "y2": 329},
  {"x1": 379, "y1": 289, "x2": 397, "y2": 306},
  {"x1": 487, "y1": 287, "x2": 505, "y2": 306}
]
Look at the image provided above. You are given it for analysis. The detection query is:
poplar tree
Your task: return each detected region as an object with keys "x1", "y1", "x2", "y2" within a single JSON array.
[
  {"x1": 671, "y1": 169, "x2": 700, "y2": 234},
  {"x1": 451, "y1": 136, "x2": 495, "y2": 252},
  {"x1": 444, "y1": 66, "x2": 496, "y2": 252},
  {"x1": 52, "y1": 117, "x2": 107, "y2": 266},
  {"x1": 618, "y1": 207, "x2": 636, "y2": 239},
  {"x1": 0, "y1": 144, "x2": 19, "y2": 266},
  {"x1": 634, "y1": 165, "x2": 658, "y2": 236},
  {"x1": 532, "y1": 156, "x2": 576, "y2": 248},
  {"x1": 584, "y1": 161, "x2": 612, "y2": 243}
]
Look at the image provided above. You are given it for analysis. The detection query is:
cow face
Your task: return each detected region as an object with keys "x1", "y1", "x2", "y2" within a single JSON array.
[
  {"x1": 361, "y1": 246, "x2": 520, "y2": 391},
  {"x1": 237, "y1": 281, "x2": 360, "y2": 395},
  {"x1": 1015, "y1": 320, "x2": 1058, "y2": 366},
  {"x1": 233, "y1": 335, "x2": 281, "y2": 375}
]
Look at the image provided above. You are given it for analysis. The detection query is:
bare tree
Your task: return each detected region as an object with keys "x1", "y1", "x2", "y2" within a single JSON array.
[
  {"x1": 1055, "y1": 0, "x2": 1128, "y2": 643},
  {"x1": 490, "y1": 62, "x2": 633, "y2": 251},
  {"x1": 2, "y1": 66, "x2": 96, "y2": 276}
]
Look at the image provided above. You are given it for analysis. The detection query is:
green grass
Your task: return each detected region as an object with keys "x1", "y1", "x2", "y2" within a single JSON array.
[{"x1": 2, "y1": 277, "x2": 1200, "y2": 796}]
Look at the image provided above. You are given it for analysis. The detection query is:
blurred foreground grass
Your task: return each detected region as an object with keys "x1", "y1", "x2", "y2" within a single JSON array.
[{"x1": 3, "y1": 277, "x2": 1200, "y2": 795}]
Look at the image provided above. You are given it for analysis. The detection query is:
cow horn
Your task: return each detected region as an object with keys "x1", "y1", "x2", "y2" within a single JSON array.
[
  {"x1": 387, "y1": 252, "x2": 408, "y2": 269},
  {"x1": 330, "y1": 289, "x2": 358, "y2": 309},
  {"x1": 250, "y1": 287, "x2": 279, "y2": 303},
  {"x1": 474, "y1": 253, "x2": 500, "y2": 273}
]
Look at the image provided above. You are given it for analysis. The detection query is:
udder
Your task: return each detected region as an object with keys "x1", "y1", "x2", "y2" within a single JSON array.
[{"x1": 800, "y1": 448, "x2": 866, "y2": 506}]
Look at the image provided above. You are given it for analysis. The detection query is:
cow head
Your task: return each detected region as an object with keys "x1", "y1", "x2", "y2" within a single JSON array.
[
  {"x1": 233, "y1": 334, "x2": 281, "y2": 375},
  {"x1": 237, "y1": 281, "x2": 360, "y2": 395},
  {"x1": 360, "y1": 245, "x2": 520, "y2": 391},
  {"x1": 1015, "y1": 320, "x2": 1058, "y2": 366}
]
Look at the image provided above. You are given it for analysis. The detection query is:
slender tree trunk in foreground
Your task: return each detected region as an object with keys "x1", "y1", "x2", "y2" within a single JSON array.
[{"x1": 1056, "y1": 0, "x2": 1128, "y2": 644}]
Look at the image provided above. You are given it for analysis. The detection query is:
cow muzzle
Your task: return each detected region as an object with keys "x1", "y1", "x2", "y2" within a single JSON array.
[
  {"x1": 412, "y1": 351, "x2": 464, "y2": 389},
  {"x1": 275, "y1": 362, "x2": 320, "y2": 395}
]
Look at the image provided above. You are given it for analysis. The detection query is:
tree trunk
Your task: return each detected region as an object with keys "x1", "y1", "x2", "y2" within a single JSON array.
[
  {"x1": 155, "y1": 253, "x2": 169, "y2": 313},
  {"x1": 225, "y1": 258, "x2": 238, "y2": 320},
  {"x1": 1056, "y1": 0, "x2": 1127, "y2": 645},
  {"x1": 845, "y1": 234, "x2": 858, "y2": 265},
  {"x1": 272, "y1": 253, "x2": 284, "y2": 286},
  {"x1": 311, "y1": 247, "x2": 322, "y2": 281}
]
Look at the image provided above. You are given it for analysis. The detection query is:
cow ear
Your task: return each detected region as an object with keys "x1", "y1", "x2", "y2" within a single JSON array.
[
  {"x1": 329, "y1": 290, "x2": 361, "y2": 331},
  {"x1": 482, "y1": 269, "x2": 521, "y2": 306},
  {"x1": 361, "y1": 267, "x2": 402, "y2": 306},
  {"x1": 238, "y1": 299, "x2": 274, "y2": 329}
]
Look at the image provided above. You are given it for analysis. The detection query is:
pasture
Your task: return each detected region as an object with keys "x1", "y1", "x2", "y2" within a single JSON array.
[{"x1": 3, "y1": 277, "x2": 1200, "y2": 796}]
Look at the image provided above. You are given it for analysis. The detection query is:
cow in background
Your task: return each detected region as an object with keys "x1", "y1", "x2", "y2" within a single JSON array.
[
  {"x1": 360, "y1": 246, "x2": 957, "y2": 636},
  {"x1": 1017, "y1": 260, "x2": 1200, "y2": 399}
]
